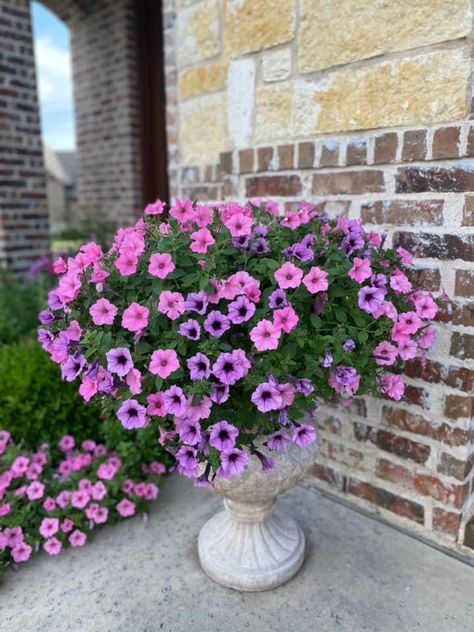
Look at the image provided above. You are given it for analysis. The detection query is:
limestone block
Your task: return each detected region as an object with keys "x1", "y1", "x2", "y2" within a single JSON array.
[
  {"x1": 179, "y1": 93, "x2": 229, "y2": 164},
  {"x1": 177, "y1": 0, "x2": 221, "y2": 68},
  {"x1": 179, "y1": 62, "x2": 228, "y2": 100},
  {"x1": 262, "y1": 48, "x2": 292, "y2": 83},
  {"x1": 299, "y1": 0, "x2": 471, "y2": 73},
  {"x1": 225, "y1": 0, "x2": 295, "y2": 57}
]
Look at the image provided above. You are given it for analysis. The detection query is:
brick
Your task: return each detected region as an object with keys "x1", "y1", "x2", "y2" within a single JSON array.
[
  {"x1": 376, "y1": 458, "x2": 467, "y2": 507},
  {"x1": 438, "y1": 452, "x2": 474, "y2": 481},
  {"x1": 257, "y1": 146, "x2": 273, "y2": 172},
  {"x1": 437, "y1": 301, "x2": 474, "y2": 327},
  {"x1": 298, "y1": 142, "x2": 315, "y2": 169},
  {"x1": 404, "y1": 358, "x2": 474, "y2": 391},
  {"x1": 462, "y1": 196, "x2": 474, "y2": 226},
  {"x1": 432, "y1": 126, "x2": 461, "y2": 160},
  {"x1": 180, "y1": 185, "x2": 221, "y2": 200},
  {"x1": 219, "y1": 151, "x2": 233, "y2": 176},
  {"x1": 346, "y1": 140, "x2": 367, "y2": 166},
  {"x1": 450, "y1": 332, "x2": 474, "y2": 360},
  {"x1": 433, "y1": 508, "x2": 461, "y2": 538},
  {"x1": 444, "y1": 394, "x2": 473, "y2": 420},
  {"x1": 361, "y1": 199, "x2": 443, "y2": 226},
  {"x1": 382, "y1": 407, "x2": 470, "y2": 447},
  {"x1": 406, "y1": 267, "x2": 441, "y2": 292},
  {"x1": 347, "y1": 477, "x2": 424, "y2": 523},
  {"x1": 402, "y1": 130, "x2": 427, "y2": 162},
  {"x1": 404, "y1": 385, "x2": 429, "y2": 409},
  {"x1": 455, "y1": 269, "x2": 474, "y2": 298},
  {"x1": 354, "y1": 423, "x2": 430, "y2": 464},
  {"x1": 466, "y1": 124, "x2": 474, "y2": 156},
  {"x1": 464, "y1": 516, "x2": 474, "y2": 550},
  {"x1": 246, "y1": 175, "x2": 302, "y2": 197},
  {"x1": 396, "y1": 165, "x2": 474, "y2": 193},
  {"x1": 373, "y1": 133, "x2": 398, "y2": 164},
  {"x1": 311, "y1": 464, "x2": 345, "y2": 491},
  {"x1": 316, "y1": 414, "x2": 343, "y2": 435},
  {"x1": 313, "y1": 170, "x2": 385, "y2": 195},
  {"x1": 394, "y1": 232, "x2": 474, "y2": 262},
  {"x1": 238, "y1": 149, "x2": 254, "y2": 174},
  {"x1": 323, "y1": 440, "x2": 365, "y2": 469},
  {"x1": 318, "y1": 141, "x2": 339, "y2": 167},
  {"x1": 277, "y1": 144, "x2": 294, "y2": 170}
]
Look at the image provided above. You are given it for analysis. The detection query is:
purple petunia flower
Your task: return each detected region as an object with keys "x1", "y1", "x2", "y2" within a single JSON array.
[
  {"x1": 312, "y1": 292, "x2": 328, "y2": 315},
  {"x1": 209, "y1": 421, "x2": 239, "y2": 451},
  {"x1": 341, "y1": 233, "x2": 364, "y2": 255},
  {"x1": 176, "y1": 446, "x2": 199, "y2": 478},
  {"x1": 217, "y1": 448, "x2": 249, "y2": 479},
  {"x1": 47, "y1": 290, "x2": 63, "y2": 311},
  {"x1": 343, "y1": 339, "x2": 356, "y2": 352},
  {"x1": 106, "y1": 347, "x2": 133, "y2": 377},
  {"x1": 292, "y1": 243, "x2": 314, "y2": 262},
  {"x1": 232, "y1": 235, "x2": 250, "y2": 249},
  {"x1": 252, "y1": 448, "x2": 275, "y2": 472},
  {"x1": 322, "y1": 351, "x2": 333, "y2": 368},
  {"x1": 268, "y1": 430, "x2": 290, "y2": 451},
  {"x1": 179, "y1": 419, "x2": 202, "y2": 446},
  {"x1": 198, "y1": 430, "x2": 211, "y2": 455},
  {"x1": 117, "y1": 399, "x2": 148, "y2": 429},
  {"x1": 204, "y1": 311, "x2": 230, "y2": 338},
  {"x1": 227, "y1": 295, "x2": 256, "y2": 325},
  {"x1": 358, "y1": 286, "x2": 385, "y2": 315},
  {"x1": 212, "y1": 352, "x2": 245, "y2": 385},
  {"x1": 251, "y1": 237, "x2": 270, "y2": 255},
  {"x1": 268, "y1": 289, "x2": 288, "y2": 310},
  {"x1": 61, "y1": 353, "x2": 86, "y2": 382},
  {"x1": 370, "y1": 273, "x2": 387, "y2": 290},
  {"x1": 210, "y1": 382, "x2": 230, "y2": 404},
  {"x1": 98, "y1": 369, "x2": 114, "y2": 394},
  {"x1": 163, "y1": 385, "x2": 187, "y2": 416},
  {"x1": 251, "y1": 382, "x2": 283, "y2": 413},
  {"x1": 179, "y1": 319, "x2": 201, "y2": 341},
  {"x1": 187, "y1": 353, "x2": 211, "y2": 381},
  {"x1": 294, "y1": 378, "x2": 314, "y2": 396},
  {"x1": 292, "y1": 424, "x2": 317, "y2": 449},
  {"x1": 38, "y1": 328, "x2": 54, "y2": 351},
  {"x1": 194, "y1": 463, "x2": 212, "y2": 488},
  {"x1": 38, "y1": 310, "x2": 55, "y2": 326},
  {"x1": 184, "y1": 291, "x2": 208, "y2": 315}
]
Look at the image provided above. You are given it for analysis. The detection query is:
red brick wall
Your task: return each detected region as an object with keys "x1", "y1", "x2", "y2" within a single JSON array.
[
  {"x1": 172, "y1": 124, "x2": 474, "y2": 556},
  {"x1": 0, "y1": 0, "x2": 49, "y2": 272}
]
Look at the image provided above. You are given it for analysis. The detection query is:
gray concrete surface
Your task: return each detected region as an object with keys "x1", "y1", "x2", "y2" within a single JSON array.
[{"x1": 1, "y1": 475, "x2": 473, "y2": 632}]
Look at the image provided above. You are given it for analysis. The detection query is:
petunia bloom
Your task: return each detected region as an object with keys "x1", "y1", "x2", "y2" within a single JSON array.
[
  {"x1": 148, "y1": 252, "x2": 175, "y2": 279},
  {"x1": 274, "y1": 262, "x2": 304, "y2": 289},
  {"x1": 302, "y1": 266, "x2": 329, "y2": 294},
  {"x1": 250, "y1": 319, "x2": 281, "y2": 351},
  {"x1": 122, "y1": 302, "x2": 149, "y2": 332},
  {"x1": 149, "y1": 349, "x2": 180, "y2": 378},
  {"x1": 89, "y1": 298, "x2": 118, "y2": 326}
]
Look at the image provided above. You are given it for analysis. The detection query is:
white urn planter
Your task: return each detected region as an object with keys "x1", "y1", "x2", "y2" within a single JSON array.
[{"x1": 198, "y1": 436, "x2": 319, "y2": 591}]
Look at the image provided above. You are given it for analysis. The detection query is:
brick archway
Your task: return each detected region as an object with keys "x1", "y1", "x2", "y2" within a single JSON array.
[{"x1": 0, "y1": 0, "x2": 168, "y2": 271}]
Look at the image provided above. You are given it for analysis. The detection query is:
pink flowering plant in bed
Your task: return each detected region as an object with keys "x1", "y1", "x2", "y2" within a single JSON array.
[{"x1": 39, "y1": 199, "x2": 439, "y2": 486}]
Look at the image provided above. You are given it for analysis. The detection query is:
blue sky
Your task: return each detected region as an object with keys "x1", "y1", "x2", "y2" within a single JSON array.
[{"x1": 32, "y1": 1, "x2": 75, "y2": 151}]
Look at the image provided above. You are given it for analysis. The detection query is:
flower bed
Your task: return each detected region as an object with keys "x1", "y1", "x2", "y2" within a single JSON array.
[
  {"x1": 39, "y1": 199, "x2": 439, "y2": 485},
  {"x1": 0, "y1": 430, "x2": 167, "y2": 572}
]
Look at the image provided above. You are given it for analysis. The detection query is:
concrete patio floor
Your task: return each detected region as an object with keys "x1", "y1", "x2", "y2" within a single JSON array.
[{"x1": 1, "y1": 475, "x2": 473, "y2": 632}]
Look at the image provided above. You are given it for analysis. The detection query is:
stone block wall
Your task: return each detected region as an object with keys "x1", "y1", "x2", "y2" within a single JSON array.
[{"x1": 162, "y1": 0, "x2": 474, "y2": 556}]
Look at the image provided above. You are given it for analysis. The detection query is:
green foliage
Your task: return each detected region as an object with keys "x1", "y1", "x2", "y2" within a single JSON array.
[
  {"x1": 0, "y1": 342, "x2": 103, "y2": 449},
  {"x1": 0, "y1": 274, "x2": 51, "y2": 345}
]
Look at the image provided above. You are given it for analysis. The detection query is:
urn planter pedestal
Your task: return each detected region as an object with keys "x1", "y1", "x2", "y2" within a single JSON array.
[{"x1": 198, "y1": 437, "x2": 319, "y2": 592}]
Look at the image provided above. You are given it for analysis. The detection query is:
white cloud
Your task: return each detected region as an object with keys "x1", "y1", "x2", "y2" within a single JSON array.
[{"x1": 34, "y1": 36, "x2": 75, "y2": 149}]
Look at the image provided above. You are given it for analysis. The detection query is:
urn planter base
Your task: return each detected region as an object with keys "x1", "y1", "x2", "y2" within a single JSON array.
[
  {"x1": 198, "y1": 498, "x2": 305, "y2": 592},
  {"x1": 197, "y1": 432, "x2": 319, "y2": 592}
]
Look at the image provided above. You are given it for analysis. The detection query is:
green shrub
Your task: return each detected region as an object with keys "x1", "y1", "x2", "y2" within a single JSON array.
[
  {"x1": 0, "y1": 342, "x2": 104, "y2": 449},
  {"x1": 0, "y1": 275, "x2": 51, "y2": 345}
]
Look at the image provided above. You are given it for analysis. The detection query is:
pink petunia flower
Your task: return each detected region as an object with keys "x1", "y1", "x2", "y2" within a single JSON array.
[
  {"x1": 348, "y1": 258, "x2": 372, "y2": 283},
  {"x1": 149, "y1": 349, "x2": 180, "y2": 379},
  {"x1": 59, "y1": 435, "x2": 75, "y2": 452},
  {"x1": 303, "y1": 266, "x2": 329, "y2": 294},
  {"x1": 91, "y1": 481, "x2": 108, "y2": 501},
  {"x1": 373, "y1": 341, "x2": 398, "y2": 366},
  {"x1": 39, "y1": 517, "x2": 59, "y2": 538},
  {"x1": 390, "y1": 270, "x2": 412, "y2": 294},
  {"x1": 148, "y1": 252, "x2": 175, "y2": 279},
  {"x1": 146, "y1": 392, "x2": 167, "y2": 416},
  {"x1": 379, "y1": 374, "x2": 405, "y2": 400},
  {"x1": 274, "y1": 262, "x2": 304, "y2": 289},
  {"x1": 145, "y1": 199, "x2": 166, "y2": 216},
  {"x1": 116, "y1": 498, "x2": 136, "y2": 517},
  {"x1": 71, "y1": 490, "x2": 90, "y2": 509},
  {"x1": 158, "y1": 291, "x2": 185, "y2": 320},
  {"x1": 26, "y1": 481, "x2": 45, "y2": 500},
  {"x1": 190, "y1": 227, "x2": 215, "y2": 253},
  {"x1": 398, "y1": 312, "x2": 422, "y2": 335},
  {"x1": 44, "y1": 537, "x2": 62, "y2": 556},
  {"x1": 115, "y1": 251, "x2": 138, "y2": 276},
  {"x1": 273, "y1": 306, "x2": 299, "y2": 333},
  {"x1": 224, "y1": 212, "x2": 253, "y2": 237},
  {"x1": 397, "y1": 338, "x2": 417, "y2": 361},
  {"x1": 412, "y1": 292, "x2": 438, "y2": 320},
  {"x1": 61, "y1": 518, "x2": 74, "y2": 533},
  {"x1": 250, "y1": 319, "x2": 281, "y2": 351},
  {"x1": 126, "y1": 368, "x2": 142, "y2": 395},
  {"x1": 122, "y1": 302, "x2": 149, "y2": 332},
  {"x1": 417, "y1": 326, "x2": 436, "y2": 350},
  {"x1": 89, "y1": 298, "x2": 118, "y2": 326},
  {"x1": 69, "y1": 529, "x2": 87, "y2": 547},
  {"x1": 11, "y1": 542, "x2": 32, "y2": 563}
]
